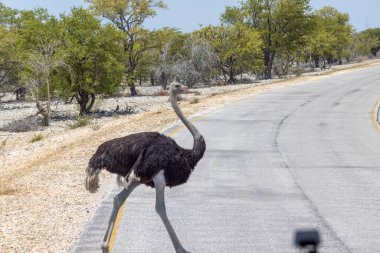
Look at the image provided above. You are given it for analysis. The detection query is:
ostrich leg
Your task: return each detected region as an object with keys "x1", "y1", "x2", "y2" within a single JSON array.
[
  {"x1": 153, "y1": 171, "x2": 191, "y2": 253},
  {"x1": 101, "y1": 180, "x2": 140, "y2": 253}
]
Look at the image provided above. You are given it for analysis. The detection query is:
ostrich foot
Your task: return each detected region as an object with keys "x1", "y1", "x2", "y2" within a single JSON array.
[{"x1": 101, "y1": 243, "x2": 110, "y2": 253}]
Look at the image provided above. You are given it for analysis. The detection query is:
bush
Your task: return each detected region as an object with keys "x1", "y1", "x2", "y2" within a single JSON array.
[
  {"x1": 30, "y1": 133, "x2": 44, "y2": 143},
  {"x1": 0, "y1": 138, "x2": 8, "y2": 154},
  {"x1": 190, "y1": 97, "x2": 200, "y2": 104},
  {"x1": 68, "y1": 116, "x2": 92, "y2": 129},
  {"x1": 293, "y1": 67, "x2": 304, "y2": 77},
  {"x1": 90, "y1": 122, "x2": 101, "y2": 131}
]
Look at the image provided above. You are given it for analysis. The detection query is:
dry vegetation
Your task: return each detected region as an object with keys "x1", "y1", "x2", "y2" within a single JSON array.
[{"x1": 0, "y1": 60, "x2": 379, "y2": 253}]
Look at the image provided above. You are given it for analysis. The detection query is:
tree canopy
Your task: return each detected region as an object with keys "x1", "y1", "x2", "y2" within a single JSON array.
[
  {"x1": 57, "y1": 8, "x2": 126, "y2": 115},
  {"x1": 222, "y1": 0, "x2": 313, "y2": 78},
  {"x1": 0, "y1": 0, "x2": 377, "y2": 119},
  {"x1": 198, "y1": 23, "x2": 262, "y2": 83},
  {"x1": 86, "y1": 0, "x2": 166, "y2": 95}
]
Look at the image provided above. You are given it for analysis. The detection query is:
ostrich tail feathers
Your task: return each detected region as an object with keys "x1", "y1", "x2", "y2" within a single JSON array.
[{"x1": 85, "y1": 167, "x2": 100, "y2": 193}]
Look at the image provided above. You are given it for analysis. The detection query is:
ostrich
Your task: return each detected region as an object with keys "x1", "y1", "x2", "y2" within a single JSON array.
[{"x1": 85, "y1": 82, "x2": 206, "y2": 253}]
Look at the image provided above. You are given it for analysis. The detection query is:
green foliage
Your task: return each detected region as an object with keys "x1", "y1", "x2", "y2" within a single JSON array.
[
  {"x1": 0, "y1": 0, "x2": 371, "y2": 105},
  {"x1": 0, "y1": 4, "x2": 22, "y2": 91},
  {"x1": 15, "y1": 9, "x2": 64, "y2": 125},
  {"x1": 0, "y1": 26, "x2": 19, "y2": 91},
  {"x1": 86, "y1": 0, "x2": 166, "y2": 23},
  {"x1": 30, "y1": 133, "x2": 44, "y2": 143},
  {"x1": 0, "y1": 2, "x2": 18, "y2": 27},
  {"x1": 151, "y1": 29, "x2": 188, "y2": 87},
  {"x1": 353, "y1": 32, "x2": 379, "y2": 58},
  {"x1": 0, "y1": 137, "x2": 8, "y2": 154},
  {"x1": 357, "y1": 28, "x2": 380, "y2": 57},
  {"x1": 189, "y1": 97, "x2": 200, "y2": 104},
  {"x1": 86, "y1": 0, "x2": 167, "y2": 95},
  {"x1": 228, "y1": 0, "x2": 313, "y2": 78},
  {"x1": 57, "y1": 8, "x2": 126, "y2": 115},
  {"x1": 198, "y1": 23, "x2": 263, "y2": 83},
  {"x1": 67, "y1": 116, "x2": 93, "y2": 129},
  {"x1": 313, "y1": 6, "x2": 353, "y2": 64}
]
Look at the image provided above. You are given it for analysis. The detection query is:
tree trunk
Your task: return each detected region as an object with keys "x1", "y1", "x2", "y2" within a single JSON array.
[
  {"x1": 314, "y1": 56, "x2": 320, "y2": 68},
  {"x1": 36, "y1": 100, "x2": 50, "y2": 126},
  {"x1": 129, "y1": 85, "x2": 137, "y2": 96},
  {"x1": 150, "y1": 71, "x2": 155, "y2": 86},
  {"x1": 76, "y1": 90, "x2": 96, "y2": 116},
  {"x1": 264, "y1": 49, "x2": 274, "y2": 79},
  {"x1": 46, "y1": 79, "x2": 51, "y2": 126},
  {"x1": 221, "y1": 66, "x2": 236, "y2": 84},
  {"x1": 160, "y1": 72, "x2": 168, "y2": 89},
  {"x1": 42, "y1": 114, "x2": 49, "y2": 126}
]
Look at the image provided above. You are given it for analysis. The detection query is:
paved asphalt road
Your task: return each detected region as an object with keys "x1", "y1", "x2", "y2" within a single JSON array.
[{"x1": 72, "y1": 65, "x2": 380, "y2": 253}]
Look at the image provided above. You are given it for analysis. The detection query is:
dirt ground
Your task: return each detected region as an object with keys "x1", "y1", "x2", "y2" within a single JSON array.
[{"x1": 1, "y1": 60, "x2": 379, "y2": 253}]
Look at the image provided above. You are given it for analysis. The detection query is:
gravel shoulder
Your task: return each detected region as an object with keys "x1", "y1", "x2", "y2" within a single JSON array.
[{"x1": 1, "y1": 59, "x2": 379, "y2": 253}]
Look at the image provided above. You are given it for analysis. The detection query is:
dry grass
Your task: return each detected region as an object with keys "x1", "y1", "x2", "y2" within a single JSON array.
[
  {"x1": 30, "y1": 133, "x2": 44, "y2": 143},
  {"x1": 189, "y1": 97, "x2": 200, "y2": 104},
  {"x1": 67, "y1": 116, "x2": 93, "y2": 129},
  {"x1": 0, "y1": 60, "x2": 379, "y2": 253},
  {"x1": 0, "y1": 138, "x2": 8, "y2": 154}
]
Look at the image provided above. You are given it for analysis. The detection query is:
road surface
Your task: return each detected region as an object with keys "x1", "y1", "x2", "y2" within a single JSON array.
[{"x1": 72, "y1": 64, "x2": 380, "y2": 253}]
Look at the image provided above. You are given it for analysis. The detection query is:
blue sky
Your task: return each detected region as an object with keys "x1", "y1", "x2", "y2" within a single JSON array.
[{"x1": 1, "y1": 0, "x2": 379, "y2": 32}]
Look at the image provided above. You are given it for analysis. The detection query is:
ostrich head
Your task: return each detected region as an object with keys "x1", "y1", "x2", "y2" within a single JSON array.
[{"x1": 169, "y1": 82, "x2": 188, "y2": 98}]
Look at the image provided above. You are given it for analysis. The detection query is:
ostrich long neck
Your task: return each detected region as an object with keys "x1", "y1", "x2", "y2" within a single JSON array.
[{"x1": 170, "y1": 91, "x2": 205, "y2": 165}]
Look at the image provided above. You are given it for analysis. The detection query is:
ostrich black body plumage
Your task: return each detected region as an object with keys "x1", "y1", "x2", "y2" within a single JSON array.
[
  {"x1": 88, "y1": 131, "x2": 205, "y2": 188},
  {"x1": 85, "y1": 82, "x2": 206, "y2": 253}
]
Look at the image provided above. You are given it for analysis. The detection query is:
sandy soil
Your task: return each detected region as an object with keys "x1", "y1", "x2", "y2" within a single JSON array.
[{"x1": 0, "y1": 59, "x2": 379, "y2": 253}]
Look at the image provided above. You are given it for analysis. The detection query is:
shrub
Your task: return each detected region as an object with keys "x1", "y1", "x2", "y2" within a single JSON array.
[
  {"x1": 293, "y1": 66, "x2": 304, "y2": 77},
  {"x1": 68, "y1": 116, "x2": 92, "y2": 129},
  {"x1": 30, "y1": 133, "x2": 44, "y2": 143},
  {"x1": 90, "y1": 122, "x2": 101, "y2": 131},
  {"x1": 190, "y1": 97, "x2": 200, "y2": 104},
  {"x1": 0, "y1": 138, "x2": 8, "y2": 154}
]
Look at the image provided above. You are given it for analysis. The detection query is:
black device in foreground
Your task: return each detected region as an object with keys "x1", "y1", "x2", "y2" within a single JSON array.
[{"x1": 294, "y1": 229, "x2": 320, "y2": 253}]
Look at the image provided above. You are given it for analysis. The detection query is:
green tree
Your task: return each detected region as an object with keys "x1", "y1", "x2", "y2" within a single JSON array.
[
  {"x1": 314, "y1": 6, "x2": 353, "y2": 65},
  {"x1": 86, "y1": 0, "x2": 166, "y2": 96},
  {"x1": 20, "y1": 41, "x2": 63, "y2": 126},
  {"x1": 15, "y1": 8, "x2": 62, "y2": 125},
  {"x1": 303, "y1": 14, "x2": 337, "y2": 68},
  {"x1": 358, "y1": 28, "x2": 380, "y2": 57},
  {"x1": 198, "y1": 24, "x2": 263, "y2": 83},
  {"x1": 0, "y1": 2, "x2": 18, "y2": 27},
  {"x1": 223, "y1": 0, "x2": 312, "y2": 79},
  {"x1": 57, "y1": 8, "x2": 125, "y2": 115},
  {"x1": 353, "y1": 33, "x2": 377, "y2": 58},
  {"x1": 0, "y1": 3, "x2": 21, "y2": 93},
  {"x1": 152, "y1": 28, "x2": 187, "y2": 88},
  {"x1": 169, "y1": 36, "x2": 218, "y2": 87},
  {"x1": 0, "y1": 26, "x2": 19, "y2": 92}
]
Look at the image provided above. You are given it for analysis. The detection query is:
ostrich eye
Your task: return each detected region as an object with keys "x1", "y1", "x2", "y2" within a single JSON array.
[{"x1": 175, "y1": 85, "x2": 180, "y2": 88}]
